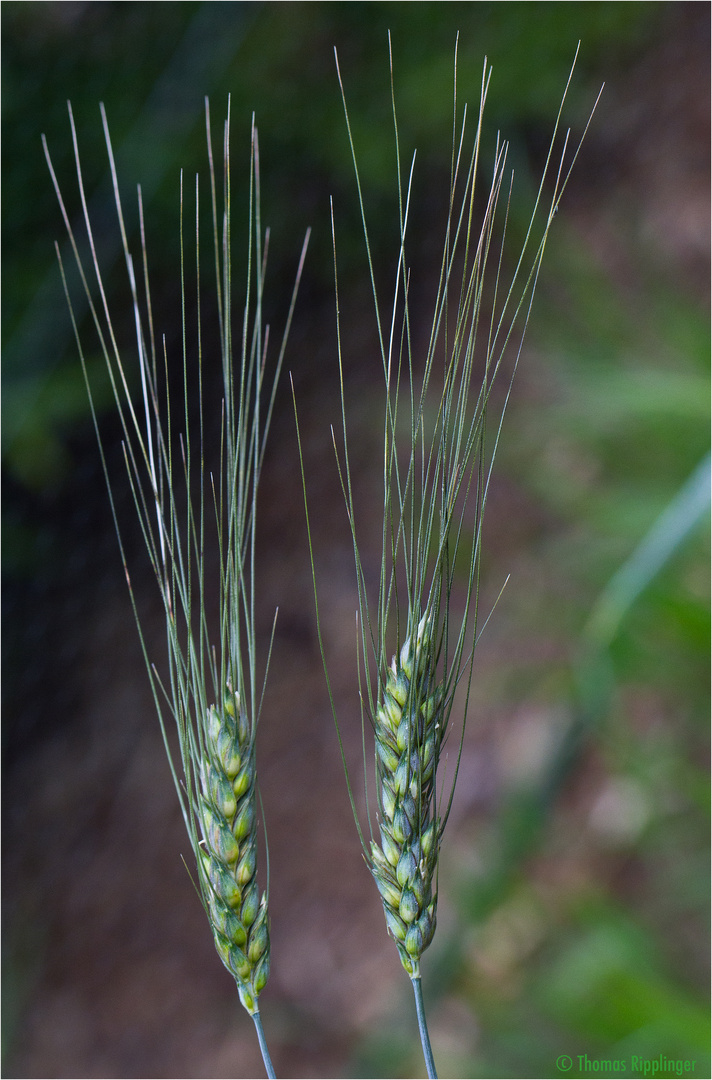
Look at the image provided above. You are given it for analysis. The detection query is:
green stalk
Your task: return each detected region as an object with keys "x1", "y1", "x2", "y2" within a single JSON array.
[
  {"x1": 251, "y1": 1011, "x2": 276, "y2": 1080},
  {"x1": 412, "y1": 976, "x2": 438, "y2": 1079}
]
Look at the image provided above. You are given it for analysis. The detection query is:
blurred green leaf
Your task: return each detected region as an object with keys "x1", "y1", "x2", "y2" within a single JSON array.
[{"x1": 538, "y1": 913, "x2": 710, "y2": 1052}]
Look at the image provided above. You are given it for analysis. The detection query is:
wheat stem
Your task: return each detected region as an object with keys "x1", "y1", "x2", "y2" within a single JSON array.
[
  {"x1": 412, "y1": 976, "x2": 437, "y2": 1079},
  {"x1": 251, "y1": 1011, "x2": 276, "y2": 1079}
]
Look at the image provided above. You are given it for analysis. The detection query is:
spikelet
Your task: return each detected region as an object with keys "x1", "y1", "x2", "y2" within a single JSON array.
[
  {"x1": 198, "y1": 689, "x2": 269, "y2": 1015},
  {"x1": 369, "y1": 613, "x2": 443, "y2": 978}
]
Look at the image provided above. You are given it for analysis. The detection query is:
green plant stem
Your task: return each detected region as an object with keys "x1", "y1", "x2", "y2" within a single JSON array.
[
  {"x1": 411, "y1": 975, "x2": 438, "y2": 1079},
  {"x1": 251, "y1": 1011, "x2": 276, "y2": 1079}
]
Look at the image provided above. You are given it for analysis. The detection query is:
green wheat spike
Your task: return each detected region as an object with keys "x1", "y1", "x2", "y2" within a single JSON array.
[
  {"x1": 44, "y1": 97, "x2": 309, "y2": 1079},
  {"x1": 297, "y1": 34, "x2": 600, "y2": 1080}
]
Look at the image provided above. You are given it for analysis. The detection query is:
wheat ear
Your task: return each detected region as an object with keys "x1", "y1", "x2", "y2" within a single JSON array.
[
  {"x1": 44, "y1": 98, "x2": 309, "y2": 1078},
  {"x1": 370, "y1": 612, "x2": 441, "y2": 977},
  {"x1": 199, "y1": 687, "x2": 270, "y2": 1014},
  {"x1": 296, "y1": 36, "x2": 600, "y2": 1079}
]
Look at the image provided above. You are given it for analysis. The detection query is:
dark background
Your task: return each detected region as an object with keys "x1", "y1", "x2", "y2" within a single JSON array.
[{"x1": 3, "y1": 3, "x2": 709, "y2": 1078}]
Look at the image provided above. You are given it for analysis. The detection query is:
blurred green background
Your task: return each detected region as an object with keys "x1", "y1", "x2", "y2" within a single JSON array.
[{"x1": 2, "y1": 3, "x2": 709, "y2": 1078}]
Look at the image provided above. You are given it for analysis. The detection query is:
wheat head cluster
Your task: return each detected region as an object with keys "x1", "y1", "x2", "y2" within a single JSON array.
[{"x1": 44, "y1": 35, "x2": 598, "y2": 1079}]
